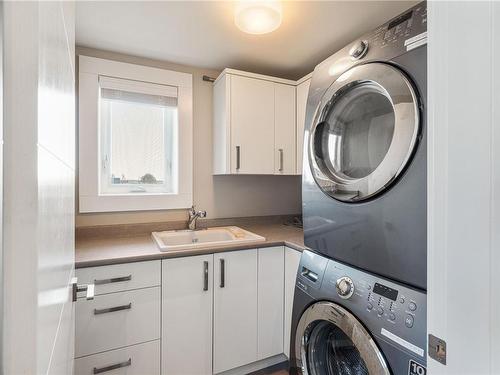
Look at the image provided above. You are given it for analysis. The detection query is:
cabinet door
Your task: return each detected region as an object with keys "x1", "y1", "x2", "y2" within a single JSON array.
[
  {"x1": 214, "y1": 249, "x2": 258, "y2": 373},
  {"x1": 284, "y1": 248, "x2": 302, "y2": 358},
  {"x1": 296, "y1": 78, "x2": 311, "y2": 174},
  {"x1": 257, "y1": 246, "x2": 285, "y2": 359},
  {"x1": 162, "y1": 255, "x2": 213, "y2": 375},
  {"x1": 275, "y1": 84, "x2": 296, "y2": 175},
  {"x1": 230, "y1": 75, "x2": 275, "y2": 174}
]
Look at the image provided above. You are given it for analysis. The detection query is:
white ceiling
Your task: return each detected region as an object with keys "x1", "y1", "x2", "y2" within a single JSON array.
[{"x1": 76, "y1": 1, "x2": 418, "y2": 80}]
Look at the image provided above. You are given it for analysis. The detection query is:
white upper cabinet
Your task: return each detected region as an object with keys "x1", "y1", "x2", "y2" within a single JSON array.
[
  {"x1": 230, "y1": 75, "x2": 275, "y2": 174},
  {"x1": 274, "y1": 84, "x2": 296, "y2": 175},
  {"x1": 296, "y1": 76, "x2": 312, "y2": 175},
  {"x1": 213, "y1": 69, "x2": 297, "y2": 175}
]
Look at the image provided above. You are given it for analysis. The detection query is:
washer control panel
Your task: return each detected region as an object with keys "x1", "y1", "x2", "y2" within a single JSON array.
[{"x1": 321, "y1": 257, "x2": 427, "y2": 359}]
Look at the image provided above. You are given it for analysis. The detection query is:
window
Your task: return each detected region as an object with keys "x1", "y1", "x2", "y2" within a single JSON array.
[
  {"x1": 99, "y1": 77, "x2": 178, "y2": 195},
  {"x1": 79, "y1": 56, "x2": 192, "y2": 212}
]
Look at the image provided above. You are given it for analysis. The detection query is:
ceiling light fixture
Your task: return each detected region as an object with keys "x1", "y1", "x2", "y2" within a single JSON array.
[{"x1": 234, "y1": 1, "x2": 282, "y2": 35}]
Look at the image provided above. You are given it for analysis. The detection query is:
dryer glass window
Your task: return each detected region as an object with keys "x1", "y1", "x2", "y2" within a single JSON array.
[
  {"x1": 319, "y1": 82, "x2": 395, "y2": 179},
  {"x1": 306, "y1": 321, "x2": 368, "y2": 375},
  {"x1": 309, "y1": 63, "x2": 419, "y2": 202}
]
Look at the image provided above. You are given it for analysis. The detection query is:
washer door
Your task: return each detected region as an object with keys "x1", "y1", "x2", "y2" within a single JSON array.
[
  {"x1": 309, "y1": 63, "x2": 419, "y2": 202},
  {"x1": 295, "y1": 302, "x2": 390, "y2": 375}
]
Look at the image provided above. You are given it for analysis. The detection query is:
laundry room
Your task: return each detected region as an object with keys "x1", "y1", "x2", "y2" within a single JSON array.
[{"x1": 1, "y1": 1, "x2": 500, "y2": 375}]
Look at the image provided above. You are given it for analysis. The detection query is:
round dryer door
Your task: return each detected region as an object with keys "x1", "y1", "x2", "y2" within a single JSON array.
[
  {"x1": 295, "y1": 302, "x2": 390, "y2": 375},
  {"x1": 309, "y1": 63, "x2": 420, "y2": 202}
]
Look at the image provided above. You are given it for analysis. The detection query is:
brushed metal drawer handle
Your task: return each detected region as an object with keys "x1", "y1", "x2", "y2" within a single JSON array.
[
  {"x1": 93, "y1": 358, "x2": 131, "y2": 374},
  {"x1": 94, "y1": 275, "x2": 132, "y2": 285},
  {"x1": 94, "y1": 303, "x2": 132, "y2": 315}
]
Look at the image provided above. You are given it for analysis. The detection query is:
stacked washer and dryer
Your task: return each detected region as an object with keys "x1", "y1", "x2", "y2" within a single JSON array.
[{"x1": 291, "y1": 2, "x2": 427, "y2": 375}]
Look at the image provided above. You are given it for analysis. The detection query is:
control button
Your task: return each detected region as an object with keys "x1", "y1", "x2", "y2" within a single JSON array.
[
  {"x1": 399, "y1": 297, "x2": 405, "y2": 304},
  {"x1": 336, "y1": 277, "x2": 355, "y2": 300},
  {"x1": 405, "y1": 315, "x2": 414, "y2": 328},
  {"x1": 409, "y1": 302, "x2": 417, "y2": 311},
  {"x1": 389, "y1": 312, "x2": 396, "y2": 321},
  {"x1": 367, "y1": 303, "x2": 373, "y2": 311},
  {"x1": 349, "y1": 40, "x2": 369, "y2": 60},
  {"x1": 367, "y1": 285, "x2": 371, "y2": 290},
  {"x1": 377, "y1": 307, "x2": 384, "y2": 316}
]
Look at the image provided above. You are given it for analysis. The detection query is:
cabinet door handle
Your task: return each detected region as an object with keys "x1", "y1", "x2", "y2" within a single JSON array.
[
  {"x1": 203, "y1": 261, "x2": 209, "y2": 291},
  {"x1": 220, "y1": 258, "x2": 225, "y2": 288},
  {"x1": 93, "y1": 358, "x2": 131, "y2": 374},
  {"x1": 94, "y1": 303, "x2": 132, "y2": 315},
  {"x1": 71, "y1": 277, "x2": 95, "y2": 302},
  {"x1": 94, "y1": 275, "x2": 132, "y2": 285},
  {"x1": 279, "y1": 148, "x2": 284, "y2": 172},
  {"x1": 236, "y1": 146, "x2": 241, "y2": 170}
]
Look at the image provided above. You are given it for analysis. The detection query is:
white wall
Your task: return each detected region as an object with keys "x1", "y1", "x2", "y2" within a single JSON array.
[
  {"x1": 3, "y1": 2, "x2": 75, "y2": 374},
  {"x1": 427, "y1": 1, "x2": 500, "y2": 374},
  {"x1": 75, "y1": 47, "x2": 302, "y2": 227}
]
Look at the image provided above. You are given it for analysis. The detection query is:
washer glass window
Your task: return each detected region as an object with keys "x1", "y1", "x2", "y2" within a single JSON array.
[
  {"x1": 306, "y1": 320, "x2": 368, "y2": 375},
  {"x1": 295, "y1": 302, "x2": 390, "y2": 375},
  {"x1": 310, "y1": 63, "x2": 419, "y2": 202}
]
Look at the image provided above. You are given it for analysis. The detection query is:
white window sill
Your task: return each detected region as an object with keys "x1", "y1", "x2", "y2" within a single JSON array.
[{"x1": 79, "y1": 192, "x2": 192, "y2": 213}]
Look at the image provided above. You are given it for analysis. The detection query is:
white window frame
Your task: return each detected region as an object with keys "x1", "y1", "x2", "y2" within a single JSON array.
[{"x1": 78, "y1": 55, "x2": 193, "y2": 213}]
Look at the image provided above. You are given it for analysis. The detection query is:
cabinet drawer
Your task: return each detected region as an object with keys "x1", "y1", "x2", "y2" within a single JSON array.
[
  {"x1": 76, "y1": 287, "x2": 160, "y2": 358},
  {"x1": 74, "y1": 340, "x2": 160, "y2": 375},
  {"x1": 76, "y1": 261, "x2": 160, "y2": 295}
]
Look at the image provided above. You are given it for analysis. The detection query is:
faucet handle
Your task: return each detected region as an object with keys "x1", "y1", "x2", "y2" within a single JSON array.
[{"x1": 188, "y1": 205, "x2": 196, "y2": 215}]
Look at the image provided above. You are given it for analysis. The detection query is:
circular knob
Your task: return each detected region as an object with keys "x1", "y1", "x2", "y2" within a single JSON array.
[
  {"x1": 336, "y1": 276, "x2": 354, "y2": 299},
  {"x1": 349, "y1": 40, "x2": 369, "y2": 60}
]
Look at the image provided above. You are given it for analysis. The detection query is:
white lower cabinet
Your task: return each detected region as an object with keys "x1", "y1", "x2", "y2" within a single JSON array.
[
  {"x1": 76, "y1": 286, "x2": 161, "y2": 358},
  {"x1": 74, "y1": 340, "x2": 160, "y2": 375},
  {"x1": 162, "y1": 255, "x2": 213, "y2": 375},
  {"x1": 213, "y1": 249, "x2": 258, "y2": 373},
  {"x1": 76, "y1": 247, "x2": 301, "y2": 375},
  {"x1": 284, "y1": 247, "x2": 302, "y2": 358},
  {"x1": 258, "y1": 246, "x2": 285, "y2": 359}
]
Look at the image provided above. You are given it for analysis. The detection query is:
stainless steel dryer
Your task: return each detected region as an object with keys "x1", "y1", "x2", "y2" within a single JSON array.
[
  {"x1": 290, "y1": 250, "x2": 427, "y2": 375},
  {"x1": 302, "y1": 2, "x2": 427, "y2": 290}
]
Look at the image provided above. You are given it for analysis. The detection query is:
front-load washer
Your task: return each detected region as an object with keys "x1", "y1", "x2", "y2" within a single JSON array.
[
  {"x1": 302, "y1": 2, "x2": 428, "y2": 290},
  {"x1": 290, "y1": 250, "x2": 427, "y2": 375}
]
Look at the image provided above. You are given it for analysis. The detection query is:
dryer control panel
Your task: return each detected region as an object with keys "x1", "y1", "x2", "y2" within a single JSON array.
[{"x1": 320, "y1": 257, "x2": 427, "y2": 361}]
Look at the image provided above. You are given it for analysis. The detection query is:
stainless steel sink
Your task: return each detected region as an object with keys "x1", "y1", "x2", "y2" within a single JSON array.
[{"x1": 152, "y1": 226, "x2": 265, "y2": 252}]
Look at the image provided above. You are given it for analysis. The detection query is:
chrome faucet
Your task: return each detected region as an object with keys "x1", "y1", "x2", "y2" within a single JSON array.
[{"x1": 188, "y1": 205, "x2": 206, "y2": 230}]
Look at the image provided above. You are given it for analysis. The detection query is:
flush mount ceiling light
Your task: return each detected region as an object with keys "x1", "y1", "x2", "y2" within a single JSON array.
[{"x1": 234, "y1": 1, "x2": 282, "y2": 35}]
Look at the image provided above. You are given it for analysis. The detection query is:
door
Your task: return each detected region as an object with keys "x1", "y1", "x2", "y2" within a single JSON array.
[
  {"x1": 162, "y1": 255, "x2": 213, "y2": 375},
  {"x1": 295, "y1": 302, "x2": 390, "y2": 375},
  {"x1": 309, "y1": 63, "x2": 420, "y2": 202},
  {"x1": 230, "y1": 75, "x2": 275, "y2": 174},
  {"x1": 257, "y1": 247, "x2": 284, "y2": 359},
  {"x1": 284, "y1": 247, "x2": 301, "y2": 358},
  {"x1": 274, "y1": 83, "x2": 296, "y2": 174},
  {"x1": 214, "y1": 249, "x2": 258, "y2": 373},
  {"x1": 296, "y1": 78, "x2": 311, "y2": 174},
  {"x1": 2, "y1": 2, "x2": 76, "y2": 374}
]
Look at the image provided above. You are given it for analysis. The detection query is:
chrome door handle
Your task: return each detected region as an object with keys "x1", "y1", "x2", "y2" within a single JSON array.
[
  {"x1": 220, "y1": 258, "x2": 225, "y2": 288},
  {"x1": 71, "y1": 277, "x2": 95, "y2": 302},
  {"x1": 94, "y1": 275, "x2": 132, "y2": 285},
  {"x1": 279, "y1": 148, "x2": 284, "y2": 172},
  {"x1": 94, "y1": 303, "x2": 132, "y2": 315},
  {"x1": 236, "y1": 146, "x2": 241, "y2": 170},
  {"x1": 93, "y1": 358, "x2": 131, "y2": 374},
  {"x1": 203, "y1": 261, "x2": 209, "y2": 291}
]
